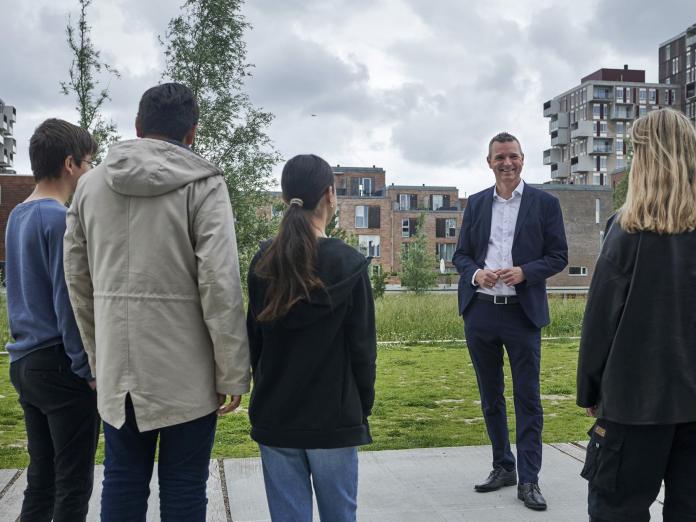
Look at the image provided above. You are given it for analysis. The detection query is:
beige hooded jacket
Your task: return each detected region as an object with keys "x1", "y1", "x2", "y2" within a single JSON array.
[{"x1": 64, "y1": 138, "x2": 250, "y2": 431}]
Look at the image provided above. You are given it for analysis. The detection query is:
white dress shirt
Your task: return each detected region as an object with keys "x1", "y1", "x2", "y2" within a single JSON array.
[{"x1": 473, "y1": 180, "x2": 525, "y2": 296}]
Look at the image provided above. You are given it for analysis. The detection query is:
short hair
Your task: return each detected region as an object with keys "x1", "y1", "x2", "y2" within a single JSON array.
[
  {"x1": 137, "y1": 83, "x2": 199, "y2": 141},
  {"x1": 488, "y1": 132, "x2": 523, "y2": 157},
  {"x1": 29, "y1": 118, "x2": 98, "y2": 182}
]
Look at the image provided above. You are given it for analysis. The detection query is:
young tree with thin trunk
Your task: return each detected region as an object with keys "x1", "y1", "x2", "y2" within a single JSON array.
[{"x1": 60, "y1": 0, "x2": 120, "y2": 162}]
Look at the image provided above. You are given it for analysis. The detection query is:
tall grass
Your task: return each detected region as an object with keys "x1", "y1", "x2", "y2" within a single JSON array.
[{"x1": 375, "y1": 293, "x2": 585, "y2": 342}]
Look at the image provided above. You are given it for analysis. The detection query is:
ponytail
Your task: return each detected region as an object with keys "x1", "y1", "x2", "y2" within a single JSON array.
[{"x1": 254, "y1": 154, "x2": 334, "y2": 321}]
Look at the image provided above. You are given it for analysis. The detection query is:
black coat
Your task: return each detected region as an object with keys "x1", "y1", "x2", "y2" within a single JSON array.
[
  {"x1": 246, "y1": 238, "x2": 377, "y2": 448},
  {"x1": 577, "y1": 216, "x2": 696, "y2": 424}
]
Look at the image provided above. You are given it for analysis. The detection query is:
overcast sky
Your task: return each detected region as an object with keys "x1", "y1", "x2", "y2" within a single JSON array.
[{"x1": 1, "y1": 0, "x2": 693, "y2": 195}]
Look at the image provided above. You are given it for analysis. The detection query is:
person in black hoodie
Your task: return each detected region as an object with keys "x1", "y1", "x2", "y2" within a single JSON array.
[
  {"x1": 246, "y1": 154, "x2": 376, "y2": 521},
  {"x1": 577, "y1": 108, "x2": 696, "y2": 522}
]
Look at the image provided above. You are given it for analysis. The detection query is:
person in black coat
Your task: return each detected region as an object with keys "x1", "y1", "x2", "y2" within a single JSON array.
[
  {"x1": 577, "y1": 108, "x2": 696, "y2": 522},
  {"x1": 246, "y1": 154, "x2": 376, "y2": 522}
]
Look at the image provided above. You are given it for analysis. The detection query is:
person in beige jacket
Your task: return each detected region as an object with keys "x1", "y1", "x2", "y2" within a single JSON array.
[{"x1": 64, "y1": 83, "x2": 250, "y2": 522}]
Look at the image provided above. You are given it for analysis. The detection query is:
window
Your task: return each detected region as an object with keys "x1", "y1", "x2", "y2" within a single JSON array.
[
  {"x1": 639, "y1": 88, "x2": 647, "y2": 104},
  {"x1": 355, "y1": 206, "x2": 367, "y2": 228},
  {"x1": 355, "y1": 205, "x2": 380, "y2": 229},
  {"x1": 616, "y1": 157, "x2": 626, "y2": 170},
  {"x1": 615, "y1": 138, "x2": 624, "y2": 155},
  {"x1": 665, "y1": 45, "x2": 671, "y2": 61},
  {"x1": 592, "y1": 104, "x2": 601, "y2": 119},
  {"x1": 672, "y1": 57, "x2": 680, "y2": 75},
  {"x1": 436, "y1": 218, "x2": 457, "y2": 238},
  {"x1": 436, "y1": 243, "x2": 456, "y2": 263},
  {"x1": 599, "y1": 156, "x2": 607, "y2": 172},
  {"x1": 402, "y1": 218, "x2": 410, "y2": 237},
  {"x1": 399, "y1": 194, "x2": 412, "y2": 210},
  {"x1": 639, "y1": 106, "x2": 647, "y2": 117},
  {"x1": 361, "y1": 178, "x2": 372, "y2": 196},
  {"x1": 358, "y1": 235, "x2": 380, "y2": 258},
  {"x1": 446, "y1": 218, "x2": 457, "y2": 237},
  {"x1": 431, "y1": 194, "x2": 444, "y2": 211},
  {"x1": 649, "y1": 89, "x2": 656, "y2": 105},
  {"x1": 615, "y1": 86, "x2": 624, "y2": 103},
  {"x1": 599, "y1": 121, "x2": 608, "y2": 136},
  {"x1": 616, "y1": 122, "x2": 625, "y2": 136},
  {"x1": 595, "y1": 198, "x2": 601, "y2": 224},
  {"x1": 569, "y1": 266, "x2": 588, "y2": 276}
]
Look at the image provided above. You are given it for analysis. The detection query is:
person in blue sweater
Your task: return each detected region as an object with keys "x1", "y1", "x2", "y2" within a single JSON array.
[{"x1": 5, "y1": 118, "x2": 99, "y2": 522}]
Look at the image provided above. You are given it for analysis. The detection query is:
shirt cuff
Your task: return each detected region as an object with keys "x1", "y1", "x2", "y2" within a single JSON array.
[{"x1": 471, "y1": 269, "x2": 481, "y2": 287}]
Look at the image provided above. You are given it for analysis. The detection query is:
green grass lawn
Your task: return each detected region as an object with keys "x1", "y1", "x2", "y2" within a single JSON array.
[{"x1": 0, "y1": 293, "x2": 590, "y2": 469}]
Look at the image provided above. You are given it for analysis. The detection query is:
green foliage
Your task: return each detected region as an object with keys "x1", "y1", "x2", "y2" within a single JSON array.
[
  {"x1": 161, "y1": 0, "x2": 281, "y2": 280},
  {"x1": 400, "y1": 213, "x2": 437, "y2": 293},
  {"x1": 60, "y1": 0, "x2": 120, "y2": 162},
  {"x1": 371, "y1": 266, "x2": 387, "y2": 300}
]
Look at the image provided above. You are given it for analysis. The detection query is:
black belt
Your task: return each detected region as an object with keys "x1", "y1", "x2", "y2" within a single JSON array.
[{"x1": 476, "y1": 293, "x2": 520, "y2": 305}]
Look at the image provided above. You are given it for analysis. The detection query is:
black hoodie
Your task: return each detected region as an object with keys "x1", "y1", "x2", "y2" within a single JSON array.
[{"x1": 246, "y1": 238, "x2": 377, "y2": 448}]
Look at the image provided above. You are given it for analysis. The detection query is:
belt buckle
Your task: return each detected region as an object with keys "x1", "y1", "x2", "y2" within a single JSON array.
[{"x1": 493, "y1": 295, "x2": 508, "y2": 305}]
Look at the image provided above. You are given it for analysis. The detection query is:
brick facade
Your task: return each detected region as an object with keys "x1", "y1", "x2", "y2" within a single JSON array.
[
  {"x1": 535, "y1": 184, "x2": 614, "y2": 287},
  {"x1": 0, "y1": 175, "x2": 36, "y2": 268}
]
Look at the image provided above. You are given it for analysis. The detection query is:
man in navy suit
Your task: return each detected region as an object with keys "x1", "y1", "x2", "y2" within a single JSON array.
[{"x1": 453, "y1": 132, "x2": 567, "y2": 511}]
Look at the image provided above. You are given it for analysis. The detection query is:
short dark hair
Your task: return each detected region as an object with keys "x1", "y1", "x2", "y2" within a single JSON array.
[
  {"x1": 488, "y1": 132, "x2": 523, "y2": 157},
  {"x1": 137, "y1": 83, "x2": 199, "y2": 141},
  {"x1": 29, "y1": 119, "x2": 98, "y2": 182}
]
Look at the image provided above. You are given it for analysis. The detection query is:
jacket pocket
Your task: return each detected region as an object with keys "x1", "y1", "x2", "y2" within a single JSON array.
[{"x1": 580, "y1": 421, "x2": 625, "y2": 493}]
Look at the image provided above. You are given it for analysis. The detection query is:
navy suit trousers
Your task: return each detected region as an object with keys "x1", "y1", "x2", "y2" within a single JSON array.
[{"x1": 464, "y1": 299, "x2": 543, "y2": 483}]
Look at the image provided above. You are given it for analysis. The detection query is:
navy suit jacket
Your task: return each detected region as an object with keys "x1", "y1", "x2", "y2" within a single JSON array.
[{"x1": 452, "y1": 184, "x2": 568, "y2": 329}]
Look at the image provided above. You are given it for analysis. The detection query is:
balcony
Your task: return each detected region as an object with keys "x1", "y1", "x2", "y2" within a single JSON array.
[
  {"x1": 4, "y1": 137, "x2": 16, "y2": 154},
  {"x1": 571, "y1": 120, "x2": 594, "y2": 139},
  {"x1": 589, "y1": 137, "x2": 613, "y2": 154},
  {"x1": 550, "y1": 128, "x2": 570, "y2": 146},
  {"x1": 543, "y1": 148, "x2": 561, "y2": 165},
  {"x1": 551, "y1": 162, "x2": 570, "y2": 179},
  {"x1": 611, "y1": 108, "x2": 634, "y2": 120},
  {"x1": 591, "y1": 87, "x2": 613, "y2": 101},
  {"x1": 543, "y1": 99, "x2": 560, "y2": 118},
  {"x1": 549, "y1": 113, "x2": 569, "y2": 133},
  {"x1": 570, "y1": 155, "x2": 595, "y2": 173}
]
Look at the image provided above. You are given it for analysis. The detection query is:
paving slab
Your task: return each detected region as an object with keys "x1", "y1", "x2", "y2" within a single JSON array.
[{"x1": 0, "y1": 445, "x2": 667, "y2": 521}]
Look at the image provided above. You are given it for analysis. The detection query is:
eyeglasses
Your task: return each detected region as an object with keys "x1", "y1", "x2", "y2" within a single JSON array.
[{"x1": 80, "y1": 159, "x2": 98, "y2": 168}]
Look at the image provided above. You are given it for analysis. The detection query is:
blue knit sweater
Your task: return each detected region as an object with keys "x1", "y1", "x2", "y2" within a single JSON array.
[{"x1": 4, "y1": 199, "x2": 91, "y2": 379}]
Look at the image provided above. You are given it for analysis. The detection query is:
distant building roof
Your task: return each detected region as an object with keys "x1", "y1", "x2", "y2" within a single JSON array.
[
  {"x1": 532, "y1": 183, "x2": 613, "y2": 192},
  {"x1": 332, "y1": 166, "x2": 385, "y2": 174},
  {"x1": 388, "y1": 185, "x2": 458, "y2": 191},
  {"x1": 581, "y1": 67, "x2": 645, "y2": 83}
]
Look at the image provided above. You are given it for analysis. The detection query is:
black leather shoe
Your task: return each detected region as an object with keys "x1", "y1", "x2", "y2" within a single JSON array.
[
  {"x1": 517, "y1": 482, "x2": 547, "y2": 510},
  {"x1": 474, "y1": 467, "x2": 517, "y2": 492}
]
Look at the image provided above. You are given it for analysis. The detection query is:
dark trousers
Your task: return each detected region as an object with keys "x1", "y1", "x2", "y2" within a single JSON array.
[
  {"x1": 101, "y1": 396, "x2": 218, "y2": 522},
  {"x1": 9, "y1": 345, "x2": 100, "y2": 522},
  {"x1": 583, "y1": 419, "x2": 696, "y2": 522},
  {"x1": 463, "y1": 299, "x2": 543, "y2": 483}
]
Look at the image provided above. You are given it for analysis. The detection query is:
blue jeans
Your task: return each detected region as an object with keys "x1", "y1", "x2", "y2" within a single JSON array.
[
  {"x1": 259, "y1": 445, "x2": 358, "y2": 521},
  {"x1": 101, "y1": 396, "x2": 217, "y2": 522}
]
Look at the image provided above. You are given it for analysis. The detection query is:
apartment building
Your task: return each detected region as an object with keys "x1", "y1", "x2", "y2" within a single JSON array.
[
  {"x1": 0, "y1": 175, "x2": 36, "y2": 280},
  {"x1": 543, "y1": 67, "x2": 680, "y2": 187},
  {"x1": 659, "y1": 23, "x2": 696, "y2": 124},
  {"x1": 332, "y1": 166, "x2": 464, "y2": 274},
  {"x1": 0, "y1": 98, "x2": 17, "y2": 174}
]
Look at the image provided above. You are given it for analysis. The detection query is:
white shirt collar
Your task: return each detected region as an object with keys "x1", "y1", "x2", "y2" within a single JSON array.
[{"x1": 493, "y1": 179, "x2": 525, "y2": 201}]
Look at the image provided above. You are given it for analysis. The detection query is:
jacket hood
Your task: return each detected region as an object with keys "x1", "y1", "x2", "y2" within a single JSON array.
[
  {"x1": 255, "y1": 239, "x2": 370, "y2": 330},
  {"x1": 102, "y1": 139, "x2": 222, "y2": 197}
]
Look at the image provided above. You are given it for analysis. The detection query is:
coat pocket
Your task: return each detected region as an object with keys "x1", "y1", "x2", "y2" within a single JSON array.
[{"x1": 580, "y1": 421, "x2": 625, "y2": 493}]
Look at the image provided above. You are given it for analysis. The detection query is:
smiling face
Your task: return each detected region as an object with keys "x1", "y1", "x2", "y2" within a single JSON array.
[{"x1": 487, "y1": 140, "x2": 524, "y2": 188}]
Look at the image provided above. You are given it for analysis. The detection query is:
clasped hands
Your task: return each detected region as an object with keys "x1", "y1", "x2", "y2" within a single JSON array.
[{"x1": 475, "y1": 267, "x2": 525, "y2": 288}]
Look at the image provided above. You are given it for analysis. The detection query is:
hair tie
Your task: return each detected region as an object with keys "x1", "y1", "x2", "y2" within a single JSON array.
[{"x1": 289, "y1": 198, "x2": 304, "y2": 207}]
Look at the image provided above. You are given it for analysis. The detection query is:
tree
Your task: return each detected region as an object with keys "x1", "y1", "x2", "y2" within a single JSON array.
[
  {"x1": 400, "y1": 213, "x2": 437, "y2": 293},
  {"x1": 325, "y1": 210, "x2": 358, "y2": 249},
  {"x1": 161, "y1": 0, "x2": 281, "y2": 277},
  {"x1": 61, "y1": 0, "x2": 120, "y2": 161},
  {"x1": 370, "y1": 265, "x2": 387, "y2": 300}
]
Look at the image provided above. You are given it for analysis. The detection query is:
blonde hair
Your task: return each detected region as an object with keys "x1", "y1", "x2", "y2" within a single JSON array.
[{"x1": 619, "y1": 108, "x2": 696, "y2": 234}]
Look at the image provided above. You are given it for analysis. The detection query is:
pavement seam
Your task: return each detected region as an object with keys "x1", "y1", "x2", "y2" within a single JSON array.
[
  {"x1": 0, "y1": 469, "x2": 22, "y2": 502},
  {"x1": 550, "y1": 443, "x2": 586, "y2": 463},
  {"x1": 217, "y1": 458, "x2": 234, "y2": 522}
]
